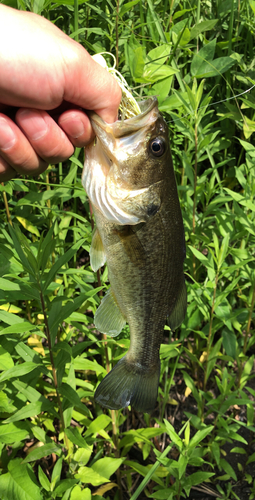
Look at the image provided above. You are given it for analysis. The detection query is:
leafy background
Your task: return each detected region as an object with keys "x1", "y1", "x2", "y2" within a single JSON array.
[{"x1": 0, "y1": 0, "x2": 255, "y2": 499}]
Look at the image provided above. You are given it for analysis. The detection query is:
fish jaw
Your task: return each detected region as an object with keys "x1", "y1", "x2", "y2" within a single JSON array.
[{"x1": 82, "y1": 97, "x2": 164, "y2": 225}]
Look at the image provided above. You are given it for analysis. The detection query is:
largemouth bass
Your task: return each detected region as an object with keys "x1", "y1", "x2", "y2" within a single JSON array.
[{"x1": 82, "y1": 97, "x2": 186, "y2": 413}]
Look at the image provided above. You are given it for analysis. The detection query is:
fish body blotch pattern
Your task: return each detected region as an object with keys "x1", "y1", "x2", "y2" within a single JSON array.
[{"x1": 82, "y1": 97, "x2": 186, "y2": 413}]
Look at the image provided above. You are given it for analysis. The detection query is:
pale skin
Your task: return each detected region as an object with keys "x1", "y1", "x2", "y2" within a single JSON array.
[{"x1": 0, "y1": 4, "x2": 121, "y2": 182}]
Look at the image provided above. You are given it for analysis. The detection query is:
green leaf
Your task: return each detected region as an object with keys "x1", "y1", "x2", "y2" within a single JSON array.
[
  {"x1": 191, "y1": 39, "x2": 235, "y2": 78},
  {"x1": 74, "y1": 357, "x2": 106, "y2": 374},
  {"x1": 148, "y1": 489, "x2": 173, "y2": 499},
  {"x1": 0, "y1": 322, "x2": 39, "y2": 336},
  {"x1": 119, "y1": 0, "x2": 140, "y2": 16},
  {"x1": 73, "y1": 447, "x2": 92, "y2": 466},
  {"x1": 184, "y1": 471, "x2": 214, "y2": 495},
  {"x1": 16, "y1": 217, "x2": 40, "y2": 237},
  {"x1": 247, "y1": 452, "x2": 255, "y2": 465},
  {"x1": 60, "y1": 382, "x2": 89, "y2": 413},
  {"x1": 125, "y1": 461, "x2": 166, "y2": 486},
  {"x1": 37, "y1": 224, "x2": 55, "y2": 272},
  {"x1": 222, "y1": 329, "x2": 236, "y2": 358},
  {"x1": 147, "y1": 0, "x2": 166, "y2": 43},
  {"x1": 0, "y1": 422, "x2": 30, "y2": 444},
  {"x1": 163, "y1": 420, "x2": 183, "y2": 450},
  {"x1": 38, "y1": 466, "x2": 51, "y2": 492},
  {"x1": 91, "y1": 457, "x2": 125, "y2": 480},
  {"x1": 189, "y1": 19, "x2": 218, "y2": 40},
  {"x1": 75, "y1": 467, "x2": 110, "y2": 486},
  {"x1": 4, "y1": 402, "x2": 44, "y2": 423},
  {"x1": 8, "y1": 224, "x2": 37, "y2": 276},
  {"x1": 219, "y1": 458, "x2": 237, "y2": 480},
  {"x1": 188, "y1": 246, "x2": 213, "y2": 268},
  {"x1": 52, "y1": 479, "x2": 79, "y2": 498},
  {"x1": 0, "y1": 391, "x2": 17, "y2": 413},
  {"x1": 205, "y1": 339, "x2": 222, "y2": 384},
  {"x1": 85, "y1": 414, "x2": 112, "y2": 436},
  {"x1": 70, "y1": 486, "x2": 92, "y2": 500},
  {"x1": 189, "y1": 426, "x2": 214, "y2": 449},
  {"x1": 65, "y1": 427, "x2": 90, "y2": 449},
  {"x1": 22, "y1": 443, "x2": 62, "y2": 463},
  {"x1": 42, "y1": 239, "x2": 86, "y2": 293},
  {"x1": 231, "y1": 447, "x2": 246, "y2": 454},
  {"x1": 0, "y1": 459, "x2": 42, "y2": 500},
  {"x1": 0, "y1": 362, "x2": 40, "y2": 382},
  {"x1": 0, "y1": 346, "x2": 14, "y2": 370}
]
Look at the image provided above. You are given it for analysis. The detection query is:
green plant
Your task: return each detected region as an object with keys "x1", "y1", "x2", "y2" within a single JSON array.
[{"x1": 0, "y1": 0, "x2": 255, "y2": 499}]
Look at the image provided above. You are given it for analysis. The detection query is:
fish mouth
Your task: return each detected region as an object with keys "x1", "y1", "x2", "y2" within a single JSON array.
[
  {"x1": 82, "y1": 97, "x2": 161, "y2": 225},
  {"x1": 89, "y1": 96, "x2": 159, "y2": 138},
  {"x1": 87, "y1": 96, "x2": 160, "y2": 168}
]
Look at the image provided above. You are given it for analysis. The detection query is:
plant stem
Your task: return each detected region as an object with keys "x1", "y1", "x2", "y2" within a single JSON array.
[
  {"x1": 196, "y1": 0, "x2": 200, "y2": 51},
  {"x1": 115, "y1": 0, "x2": 119, "y2": 67},
  {"x1": 40, "y1": 290, "x2": 69, "y2": 453},
  {"x1": 74, "y1": 0, "x2": 79, "y2": 42},
  {"x1": 139, "y1": 1, "x2": 145, "y2": 49},
  {"x1": 1, "y1": 185, "x2": 12, "y2": 225},
  {"x1": 243, "y1": 280, "x2": 255, "y2": 355},
  {"x1": 130, "y1": 443, "x2": 174, "y2": 500},
  {"x1": 204, "y1": 272, "x2": 219, "y2": 390},
  {"x1": 192, "y1": 121, "x2": 198, "y2": 279}
]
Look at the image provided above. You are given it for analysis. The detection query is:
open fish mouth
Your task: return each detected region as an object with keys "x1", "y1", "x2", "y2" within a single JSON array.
[
  {"x1": 82, "y1": 97, "x2": 161, "y2": 225},
  {"x1": 90, "y1": 96, "x2": 158, "y2": 138}
]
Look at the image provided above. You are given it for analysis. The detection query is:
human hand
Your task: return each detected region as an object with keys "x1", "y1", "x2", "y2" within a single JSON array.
[{"x1": 0, "y1": 5, "x2": 121, "y2": 181}]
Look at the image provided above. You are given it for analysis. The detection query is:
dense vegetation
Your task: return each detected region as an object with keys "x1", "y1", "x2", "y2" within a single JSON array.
[{"x1": 0, "y1": 0, "x2": 255, "y2": 499}]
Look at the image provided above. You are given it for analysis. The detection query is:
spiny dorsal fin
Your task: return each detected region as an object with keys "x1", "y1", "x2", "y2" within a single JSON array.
[
  {"x1": 95, "y1": 288, "x2": 126, "y2": 337},
  {"x1": 90, "y1": 228, "x2": 106, "y2": 272}
]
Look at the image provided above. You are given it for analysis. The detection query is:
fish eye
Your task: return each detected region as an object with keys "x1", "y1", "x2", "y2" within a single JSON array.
[{"x1": 149, "y1": 137, "x2": 166, "y2": 157}]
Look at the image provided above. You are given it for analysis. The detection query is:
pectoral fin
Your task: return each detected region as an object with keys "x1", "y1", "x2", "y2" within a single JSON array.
[
  {"x1": 167, "y1": 279, "x2": 187, "y2": 331},
  {"x1": 90, "y1": 228, "x2": 106, "y2": 272},
  {"x1": 95, "y1": 288, "x2": 126, "y2": 337},
  {"x1": 116, "y1": 225, "x2": 146, "y2": 267}
]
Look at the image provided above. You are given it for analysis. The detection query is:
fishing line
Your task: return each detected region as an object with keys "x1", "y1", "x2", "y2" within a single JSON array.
[
  {"x1": 93, "y1": 51, "x2": 255, "y2": 124},
  {"x1": 166, "y1": 83, "x2": 255, "y2": 125}
]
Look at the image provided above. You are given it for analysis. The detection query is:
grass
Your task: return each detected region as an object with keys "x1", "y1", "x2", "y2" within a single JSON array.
[{"x1": 0, "y1": 0, "x2": 255, "y2": 499}]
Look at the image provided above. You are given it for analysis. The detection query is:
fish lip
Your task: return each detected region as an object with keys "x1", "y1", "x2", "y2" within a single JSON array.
[{"x1": 88, "y1": 96, "x2": 159, "y2": 138}]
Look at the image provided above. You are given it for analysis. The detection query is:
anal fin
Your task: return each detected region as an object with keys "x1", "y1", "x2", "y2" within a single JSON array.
[
  {"x1": 167, "y1": 279, "x2": 187, "y2": 331},
  {"x1": 95, "y1": 288, "x2": 126, "y2": 337},
  {"x1": 90, "y1": 228, "x2": 106, "y2": 272}
]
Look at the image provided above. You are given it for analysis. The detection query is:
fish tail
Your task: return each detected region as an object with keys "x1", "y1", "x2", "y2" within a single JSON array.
[{"x1": 94, "y1": 355, "x2": 160, "y2": 413}]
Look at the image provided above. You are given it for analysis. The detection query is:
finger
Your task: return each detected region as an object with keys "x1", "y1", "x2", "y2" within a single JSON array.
[
  {"x1": 0, "y1": 113, "x2": 47, "y2": 176},
  {"x1": 58, "y1": 109, "x2": 94, "y2": 147},
  {"x1": 0, "y1": 155, "x2": 16, "y2": 182},
  {"x1": 63, "y1": 48, "x2": 122, "y2": 124},
  {"x1": 16, "y1": 108, "x2": 75, "y2": 163}
]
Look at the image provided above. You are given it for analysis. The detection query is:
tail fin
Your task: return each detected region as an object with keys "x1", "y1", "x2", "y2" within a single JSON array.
[{"x1": 94, "y1": 355, "x2": 160, "y2": 413}]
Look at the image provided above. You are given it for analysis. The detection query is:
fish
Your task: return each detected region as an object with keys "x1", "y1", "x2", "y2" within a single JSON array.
[{"x1": 82, "y1": 97, "x2": 186, "y2": 413}]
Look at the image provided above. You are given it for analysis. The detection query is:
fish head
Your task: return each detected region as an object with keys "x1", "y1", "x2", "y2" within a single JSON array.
[{"x1": 82, "y1": 97, "x2": 172, "y2": 225}]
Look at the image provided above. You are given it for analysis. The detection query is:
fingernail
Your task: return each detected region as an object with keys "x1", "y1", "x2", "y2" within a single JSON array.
[
  {"x1": 60, "y1": 117, "x2": 84, "y2": 139},
  {"x1": 0, "y1": 117, "x2": 16, "y2": 150},
  {"x1": 18, "y1": 110, "x2": 48, "y2": 140}
]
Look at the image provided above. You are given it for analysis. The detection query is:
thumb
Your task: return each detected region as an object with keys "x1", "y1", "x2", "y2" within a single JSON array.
[{"x1": 63, "y1": 46, "x2": 122, "y2": 124}]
